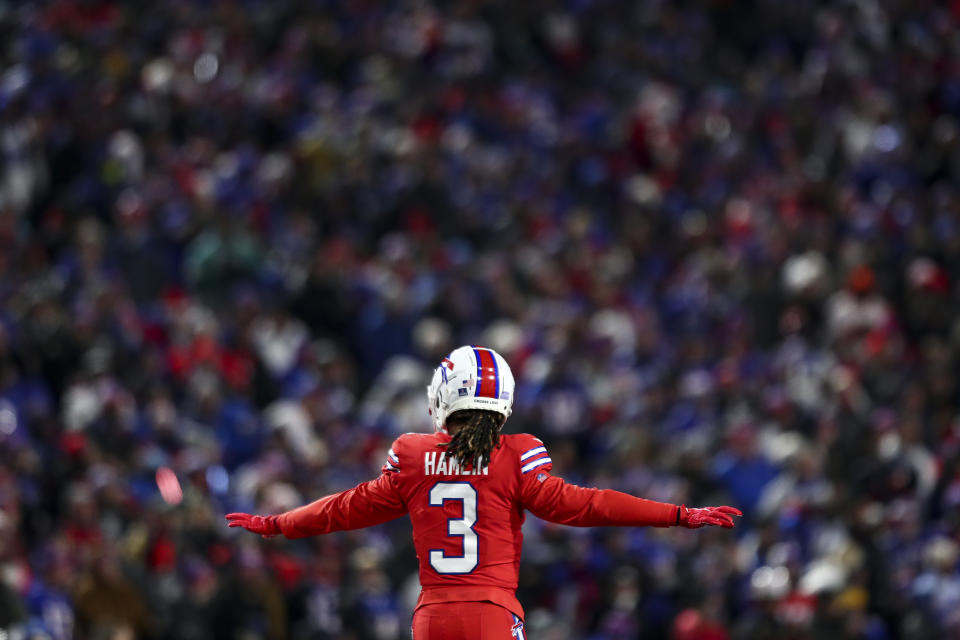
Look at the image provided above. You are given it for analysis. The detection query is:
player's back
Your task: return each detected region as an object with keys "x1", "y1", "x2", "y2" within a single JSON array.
[{"x1": 384, "y1": 431, "x2": 550, "y2": 618}]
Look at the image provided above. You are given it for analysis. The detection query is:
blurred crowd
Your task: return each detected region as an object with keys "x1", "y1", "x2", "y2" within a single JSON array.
[{"x1": 2, "y1": 0, "x2": 960, "y2": 638}]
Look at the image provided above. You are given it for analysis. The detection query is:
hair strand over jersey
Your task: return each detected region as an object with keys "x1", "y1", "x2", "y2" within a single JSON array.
[{"x1": 441, "y1": 409, "x2": 504, "y2": 470}]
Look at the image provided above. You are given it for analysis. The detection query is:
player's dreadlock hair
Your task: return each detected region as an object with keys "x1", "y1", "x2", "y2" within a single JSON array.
[{"x1": 441, "y1": 409, "x2": 505, "y2": 470}]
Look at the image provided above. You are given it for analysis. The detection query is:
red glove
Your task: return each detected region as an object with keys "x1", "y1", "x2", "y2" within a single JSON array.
[
  {"x1": 225, "y1": 513, "x2": 281, "y2": 538},
  {"x1": 677, "y1": 505, "x2": 742, "y2": 529}
]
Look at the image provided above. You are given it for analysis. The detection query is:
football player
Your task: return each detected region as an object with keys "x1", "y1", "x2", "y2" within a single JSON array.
[{"x1": 227, "y1": 345, "x2": 740, "y2": 639}]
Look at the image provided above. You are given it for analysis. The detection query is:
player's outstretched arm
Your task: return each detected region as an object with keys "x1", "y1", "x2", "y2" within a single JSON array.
[
  {"x1": 226, "y1": 473, "x2": 408, "y2": 539},
  {"x1": 521, "y1": 473, "x2": 740, "y2": 529}
]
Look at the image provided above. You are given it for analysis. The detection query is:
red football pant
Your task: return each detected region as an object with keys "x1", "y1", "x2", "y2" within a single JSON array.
[{"x1": 413, "y1": 602, "x2": 526, "y2": 640}]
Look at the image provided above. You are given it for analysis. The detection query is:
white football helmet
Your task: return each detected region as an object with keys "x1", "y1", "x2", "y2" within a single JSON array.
[{"x1": 427, "y1": 345, "x2": 515, "y2": 433}]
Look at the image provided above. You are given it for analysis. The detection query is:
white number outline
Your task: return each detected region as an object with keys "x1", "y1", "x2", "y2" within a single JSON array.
[{"x1": 427, "y1": 481, "x2": 478, "y2": 574}]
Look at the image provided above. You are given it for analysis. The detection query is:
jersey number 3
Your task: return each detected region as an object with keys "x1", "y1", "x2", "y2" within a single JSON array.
[{"x1": 428, "y1": 482, "x2": 478, "y2": 574}]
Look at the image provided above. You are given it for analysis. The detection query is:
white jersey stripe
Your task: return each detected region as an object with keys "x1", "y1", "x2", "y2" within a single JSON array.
[
  {"x1": 388, "y1": 448, "x2": 399, "y2": 464},
  {"x1": 521, "y1": 457, "x2": 551, "y2": 473},
  {"x1": 519, "y1": 446, "x2": 546, "y2": 461},
  {"x1": 385, "y1": 462, "x2": 399, "y2": 472}
]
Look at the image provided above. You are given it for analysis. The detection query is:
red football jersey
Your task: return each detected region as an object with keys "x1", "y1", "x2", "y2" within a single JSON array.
[{"x1": 275, "y1": 431, "x2": 680, "y2": 619}]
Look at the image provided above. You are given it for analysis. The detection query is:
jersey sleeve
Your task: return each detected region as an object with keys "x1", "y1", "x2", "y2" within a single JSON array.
[
  {"x1": 516, "y1": 436, "x2": 553, "y2": 475},
  {"x1": 274, "y1": 438, "x2": 409, "y2": 539},
  {"x1": 382, "y1": 441, "x2": 401, "y2": 474},
  {"x1": 516, "y1": 439, "x2": 679, "y2": 528}
]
